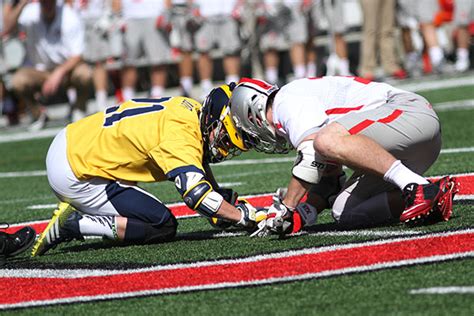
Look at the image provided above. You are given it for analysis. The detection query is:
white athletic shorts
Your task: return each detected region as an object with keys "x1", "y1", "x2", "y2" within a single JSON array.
[
  {"x1": 454, "y1": 0, "x2": 474, "y2": 26},
  {"x1": 397, "y1": 0, "x2": 439, "y2": 26},
  {"x1": 122, "y1": 18, "x2": 171, "y2": 65},
  {"x1": 194, "y1": 17, "x2": 241, "y2": 54},
  {"x1": 46, "y1": 128, "x2": 163, "y2": 218}
]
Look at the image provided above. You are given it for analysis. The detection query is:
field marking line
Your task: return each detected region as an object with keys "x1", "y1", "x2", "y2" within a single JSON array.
[
  {"x1": 0, "y1": 74, "x2": 473, "y2": 145},
  {"x1": 1, "y1": 146, "x2": 474, "y2": 179},
  {"x1": 410, "y1": 286, "x2": 474, "y2": 294},
  {"x1": 0, "y1": 229, "x2": 472, "y2": 310},
  {"x1": 394, "y1": 76, "x2": 474, "y2": 92},
  {"x1": 2, "y1": 229, "x2": 473, "y2": 279}
]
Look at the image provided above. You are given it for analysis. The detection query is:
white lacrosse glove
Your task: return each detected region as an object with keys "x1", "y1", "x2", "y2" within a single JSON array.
[
  {"x1": 251, "y1": 188, "x2": 318, "y2": 237},
  {"x1": 235, "y1": 199, "x2": 267, "y2": 230}
]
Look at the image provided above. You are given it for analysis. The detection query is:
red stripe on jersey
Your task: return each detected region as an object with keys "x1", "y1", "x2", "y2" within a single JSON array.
[
  {"x1": 353, "y1": 77, "x2": 372, "y2": 85},
  {"x1": 325, "y1": 105, "x2": 364, "y2": 115},
  {"x1": 348, "y1": 109, "x2": 404, "y2": 135},
  {"x1": 239, "y1": 77, "x2": 273, "y2": 90}
]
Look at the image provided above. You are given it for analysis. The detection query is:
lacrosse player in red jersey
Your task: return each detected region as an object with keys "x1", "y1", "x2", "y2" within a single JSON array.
[
  {"x1": 229, "y1": 77, "x2": 459, "y2": 236},
  {"x1": 32, "y1": 84, "x2": 261, "y2": 257}
]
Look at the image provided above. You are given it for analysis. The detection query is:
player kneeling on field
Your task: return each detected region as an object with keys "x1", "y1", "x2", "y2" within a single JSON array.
[
  {"x1": 229, "y1": 77, "x2": 459, "y2": 237},
  {"x1": 32, "y1": 84, "x2": 262, "y2": 257}
]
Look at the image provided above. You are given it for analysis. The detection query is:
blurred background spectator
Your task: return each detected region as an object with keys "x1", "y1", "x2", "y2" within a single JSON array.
[
  {"x1": 4, "y1": 0, "x2": 92, "y2": 130},
  {"x1": 194, "y1": 0, "x2": 242, "y2": 100},
  {"x1": 454, "y1": 0, "x2": 474, "y2": 72},
  {"x1": 120, "y1": 0, "x2": 170, "y2": 100},
  {"x1": 0, "y1": 0, "x2": 472, "y2": 131},
  {"x1": 359, "y1": 0, "x2": 406, "y2": 80},
  {"x1": 166, "y1": 0, "x2": 197, "y2": 98},
  {"x1": 312, "y1": 0, "x2": 352, "y2": 76},
  {"x1": 257, "y1": 0, "x2": 310, "y2": 84},
  {"x1": 68, "y1": 0, "x2": 122, "y2": 112},
  {"x1": 397, "y1": 0, "x2": 448, "y2": 75}
]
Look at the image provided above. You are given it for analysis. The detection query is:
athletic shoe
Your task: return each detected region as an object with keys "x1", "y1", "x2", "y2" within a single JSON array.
[
  {"x1": 0, "y1": 226, "x2": 36, "y2": 257},
  {"x1": 400, "y1": 176, "x2": 458, "y2": 224},
  {"x1": 432, "y1": 176, "x2": 460, "y2": 221},
  {"x1": 31, "y1": 202, "x2": 82, "y2": 257}
]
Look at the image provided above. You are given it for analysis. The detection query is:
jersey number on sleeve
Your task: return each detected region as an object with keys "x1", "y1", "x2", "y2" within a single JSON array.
[{"x1": 103, "y1": 97, "x2": 169, "y2": 127}]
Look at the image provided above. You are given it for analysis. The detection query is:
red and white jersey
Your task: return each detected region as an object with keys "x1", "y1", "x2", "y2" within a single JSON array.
[
  {"x1": 18, "y1": 2, "x2": 84, "y2": 70},
  {"x1": 272, "y1": 76, "x2": 406, "y2": 147},
  {"x1": 196, "y1": 0, "x2": 238, "y2": 17},
  {"x1": 70, "y1": 0, "x2": 107, "y2": 20},
  {"x1": 121, "y1": 0, "x2": 164, "y2": 19}
]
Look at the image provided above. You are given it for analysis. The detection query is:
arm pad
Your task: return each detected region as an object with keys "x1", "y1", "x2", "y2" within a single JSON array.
[
  {"x1": 175, "y1": 172, "x2": 224, "y2": 217},
  {"x1": 292, "y1": 140, "x2": 326, "y2": 184}
]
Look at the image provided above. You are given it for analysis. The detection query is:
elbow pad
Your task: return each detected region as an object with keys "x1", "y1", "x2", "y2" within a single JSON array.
[
  {"x1": 174, "y1": 172, "x2": 224, "y2": 217},
  {"x1": 292, "y1": 140, "x2": 326, "y2": 184}
]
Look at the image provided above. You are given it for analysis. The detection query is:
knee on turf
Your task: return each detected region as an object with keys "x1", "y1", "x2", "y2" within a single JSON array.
[{"x1": 144, "y1": 215, "x2": 178, "y2": 243}]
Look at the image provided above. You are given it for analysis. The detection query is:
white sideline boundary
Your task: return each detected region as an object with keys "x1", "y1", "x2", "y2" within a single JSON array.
[
  {"x1": 0, "y1": 75, "x2": 472, "y2": 144},
  {"x1": 1, "y1": 146, "x2": 474, "y2": 179},
  {"x1": 410, "y1": 286, "x2": 474, "y2": 294}
]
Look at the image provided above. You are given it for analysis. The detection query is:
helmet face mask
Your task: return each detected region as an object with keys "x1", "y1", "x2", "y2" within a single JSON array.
[
  {"x1": 229, "y1": 78, "x2": 291, "y2": 154},
  {"x1": 200, "y1": 84, "x2": 247, "y2": 163}
]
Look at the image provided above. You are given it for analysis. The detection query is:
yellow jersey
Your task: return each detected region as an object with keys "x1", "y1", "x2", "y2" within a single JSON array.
[{"x1": 66, "y1": 97, "x2": 205, "y2": 182}]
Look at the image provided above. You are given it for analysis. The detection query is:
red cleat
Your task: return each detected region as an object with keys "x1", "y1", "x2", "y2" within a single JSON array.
[
  {"x1": 400, "y1": 176, "x2": 459, "y2": 224},
  {"x1": 433, "y1": 176, "x2": 460, "y2": 221}
]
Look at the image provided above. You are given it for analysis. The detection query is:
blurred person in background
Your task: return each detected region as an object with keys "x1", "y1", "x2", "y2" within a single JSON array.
[
  {"x1": 68, "y1": 0, "x2": 122, "y2": 112},
  {"x1": 257, "y1": 0, "x2": 312, "y2": 85},
  {"x1": 397, "y1": 0, "x2": 447, "y2": 75},
  {"x1": 311, "y1": 0, "x2": 351, "y2": 76},
  {"x1": 4, "y1": 0, "x2": 92, "y2": 130},
  {"x1": 120, "y1": 0, "x2": 170, "y2": 100},
  {"x1": 453, "y1": 0, "x2": 473, "y2": 72},
  {"x1": 166, "y1": 0, "x2": 198, "y2": 98},
  {"x1": 194, "y1": 0, "x2": 242, "y2": 100},
  {"x1": 358, "y1": 0, "x2": 407, "y2": 80}
]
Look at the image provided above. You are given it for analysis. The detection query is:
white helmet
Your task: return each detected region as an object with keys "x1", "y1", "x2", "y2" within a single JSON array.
[{"x1": 229, "y1": 78, "x2": 290, "y2": 154}]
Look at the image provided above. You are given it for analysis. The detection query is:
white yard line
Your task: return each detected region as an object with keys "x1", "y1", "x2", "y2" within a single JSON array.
[
  {"x1": 0, "y1": 75, "x2": 472, "y2": 144},
  {"x1": 433, "y1": 99, "x2": 474, "y2": 111},
  {"x1": 410, "y1": 286, "x2": 474, "y2": 294},
  {"x1": 395, "y1": 76, "x2": 474, "y2": 92},
  {"x1": 1, "y1": 146, "x2": 473, "y2": 179}
]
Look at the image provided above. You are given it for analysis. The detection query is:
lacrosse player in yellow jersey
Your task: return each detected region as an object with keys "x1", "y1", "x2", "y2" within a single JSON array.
[{"x1": 32, "y1": 84, "x2": 258, "y2": 256}]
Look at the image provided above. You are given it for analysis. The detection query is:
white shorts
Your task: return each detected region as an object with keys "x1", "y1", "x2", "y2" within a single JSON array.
[
  {"x1": 46, "y1": 128, "x2": 169, "y2": 223},
  {"x1": 397, "y1": 0, "x2": 439, "y2": 26},
  {"x1": 194, "y1": 17, "x2": 241, "y2": 54},
  {"x1": 454, "y1": 0, "x2": 474, "y2": 26},
  {"x1": 123, "y1": 18, "x2": 171, "y2": 65}
]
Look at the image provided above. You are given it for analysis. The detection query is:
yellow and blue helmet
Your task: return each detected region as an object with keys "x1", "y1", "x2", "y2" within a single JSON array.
[{"x1": 200, "y1": 83, "x2": 248, "y2": 163}]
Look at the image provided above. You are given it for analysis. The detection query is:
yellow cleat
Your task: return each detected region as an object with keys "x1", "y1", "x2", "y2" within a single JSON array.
[{"x1": 31, "y1": 202, "x2": 77, "y2": 257}]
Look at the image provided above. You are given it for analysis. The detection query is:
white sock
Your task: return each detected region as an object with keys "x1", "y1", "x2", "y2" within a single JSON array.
[
  {"x1": 78, "y1": 215, "x2": 117, "y2": 239},
  {"x1": 180, "y1": 76, "x2": 193, "y2": 94},
  {"x1": 457, "y1": 48, "x2": 469, "y2": 62},
  {"x1": 428, "y1": 46, "x2": 444, "y2": 66},
  {"x1": 122, "y1": 87, "x2": 135, "y2": 101},
  {"x1": 338, "y1": 58, "x2": 350, "y2": 76},
  {"x1": 225, "y1": 74, "x2": 240, "y2": 85},
  {"x1": 200, "y1": 79, "x2": 213, "y2": 93},
  {"x1": 293, "y1": 64, "x2": 306, "y2": 79},
  {"x1": 265, "y1": 67, "x2": 278, "y2": 84},
  {"x1": 95, "y1": 90, "x2": 108, "y2": 111},
  {"x1": 150, "y1": 86, "x2": 165, "y2": 98},
  {"x1": 67, "y1": 88, "x2": 77, "y2": 105},
  {"x1": 306, "y1": 62, "x2": 317, "y2": 77},
  {"x1": 383, "y1": 160, "x2": 429, "y2": 190}
]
